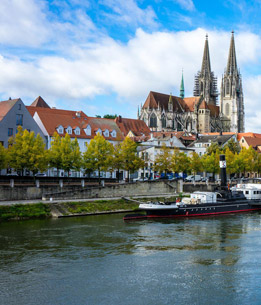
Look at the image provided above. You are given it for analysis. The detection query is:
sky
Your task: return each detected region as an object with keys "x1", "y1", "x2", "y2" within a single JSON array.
[{"x1": 1, "y1": 0, "x2": 261, "y2": 132}]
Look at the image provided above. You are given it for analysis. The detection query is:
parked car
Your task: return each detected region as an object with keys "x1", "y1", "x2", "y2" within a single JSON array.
[
  {"x1": 35, "y1": 173, "x2": 47, "y2": 177},
  {"x1": 184, "y1": 175, "x2": 202, "y2": 182}
]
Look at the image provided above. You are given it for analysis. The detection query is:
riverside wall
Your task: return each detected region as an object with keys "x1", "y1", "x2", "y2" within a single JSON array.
[{"x1": 0, "y1": 180, "x2": 217, "y2": 201}]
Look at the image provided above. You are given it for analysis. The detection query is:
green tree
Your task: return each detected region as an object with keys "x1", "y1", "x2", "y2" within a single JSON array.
[
  {"x1": 120, "y1": 137, "x2": 144, "y2": 181},
  {"x1": 0, "y1": 143, "x2": 7, "y2": 174},
  {"x1": 225, "y1": 148, "x2": 236, "y2": 177},
  {"x1": 48, "y1": 132, "x2": 63, "y2": 176},
  {"x1": 190, "y1": 152, "x2": 203, "y2": 175},
  {"x1": 254, "y1": 153, "x2": 261, "y2": 176},
  {"x1": 206, "y1": 142, "x2": 222, "y2": 155},
  {"x1": 8, "y1": 126, "x2": 47, "y2": 175},
  {"x1": 202, "y1": 151, "x2": 220, "y2": 181},
  {"x1": 60, "y1": 134, "x2": 82, "y2": 176},
  {"x1": 103, "y1": 114, "x2": 117, "y2": 119},
  {"x1": 111, "y1": 143, "x2": 124, "y2": 182},
  {"x1": 170, "y1": 148, "x2": 191, "y2": 176},
  {"x1": 83, "y1": 133, "x2": 113, "y2": 184},
  {"x1": 154, "y1": 143, "x2": 171, "y2": 177},
  {"x1": 223, "y1": 138, "x2": 241, "y2": 154}
]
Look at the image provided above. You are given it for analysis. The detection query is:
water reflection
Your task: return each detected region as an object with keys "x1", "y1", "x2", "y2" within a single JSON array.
[{"x1": 1, "y1": 213, "x2": 261, "y2": 305}]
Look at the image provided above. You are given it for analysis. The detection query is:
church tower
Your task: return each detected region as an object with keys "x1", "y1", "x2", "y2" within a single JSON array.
[
  {"x1": 220, "y1": 31, "x2": 244, "y2": 132},
  {"x1": 180, "y1": 71, "x2": 185, "y2": 98},
  {"x1": 194, "y1": 35, "x2": 218, "y2": 105}
]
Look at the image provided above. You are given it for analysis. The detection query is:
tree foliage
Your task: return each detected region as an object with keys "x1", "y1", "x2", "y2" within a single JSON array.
[
  {"x1": 154, "y1": 143, "x2": 171, "y2": 175},
  {"x1": 83, "y1": 133, "x2": 113, "y2": 183},
  {"x1": 8, "y1": 126, "x2": 47, "y2": 175},
  {"x1": 0, "y1": 143, "x2": 7, "y2": 172}
]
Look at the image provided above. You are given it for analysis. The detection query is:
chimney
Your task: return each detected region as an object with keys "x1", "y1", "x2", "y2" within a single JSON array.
[
  {"x1": 118, "y1": 115, "x2": 122, "y2": 123},
  {"x1": 76, "y1": 111, "x2": 81, "y2": 118}
]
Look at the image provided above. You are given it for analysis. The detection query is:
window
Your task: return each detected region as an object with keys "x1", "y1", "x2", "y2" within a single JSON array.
[
  {"x1": 16, "y1": 114, "x2": 23, "y2": 126},
  {"x1": 8, "y1": 128, "x2": 13, "y2": 136},
  {"x1": 104, "y1": 129, "x2": 109, "y2": 137},
  {"x1": 84, "y1": 125, "x2": 91, "y2": 136},
  {"x1": 225, "y1": 103, "x2": 230, "y2": 116},
  {"x1": 96, "y1": 128, "x2": 102, "y2": 135},
  {"x1": 149, "y1": 113, "x2": 157, "y2": 128},
  {"x1": 161, "y1": 115, "x2": 166, "y2": 128},
  {"x1": 111, "y1": 130, "x2": 116, "y2": 138},
  {"x1": 74, "y1": 127, "x2": 80, "y2": 135},
  {"x1": 57, "y1": 125, "x2": 64, "y2": 134},
  {"x1": 18, "y1": 104, "x2": 21, "y2": 110},
  {"x1": 66, "y1": 126, "x2": 72, "y2": 134}
]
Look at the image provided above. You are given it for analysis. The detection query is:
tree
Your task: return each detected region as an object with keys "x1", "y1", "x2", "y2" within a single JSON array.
[
  {"x1": 83, "y1": 133, "x2": 113, "y2": 184},
  {"x1": 206, "y1": 142, "x2": 222, "y2": 155},
  {"x1": 224, "y1": 148, "x2": 236, "y2": 177},
  {"x1": 8, "y1": 126, "x2": 47, "y2": 175},
  {"x1": 0, "y1": 143, "x2": 7, "y2": 174},
  {"x1": 48, "y1": 132, "x2": 63, "y2": 176},
  {"x1": 103, "y1": 114, "x2": 117, "y2": 119},
  {"x1": 154, "y1": 143, "x2": 171, "y2": 176},
  {"x1": 170, "y1": 148, "x2": 191, "y2": 176},
  {"x1": 190, "y1": 152, "x2": 203, "y2": 175},
  {"x1": 111, "y1": 143, "x2": 124, "y2": 182},
  {"x1": 223, "y1": 138, "x2": 241, "y2": 154},
  {"x1": 120, "y1": 137, "x2": 144, "y2": 181},
  {"x1": 60, "y1": 134, "x2": 82, "y2": 176},
  {"x1": 202, "y1": 151, "x2": 220, "y2": 181},
  {"x1": 235, "y1": 146, "x2": 257, "y2": 177}
]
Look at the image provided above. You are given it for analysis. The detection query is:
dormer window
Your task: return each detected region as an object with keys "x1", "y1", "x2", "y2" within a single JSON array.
[
  {"x1": 96, "y1": 128, "x2": 102, "y2": 135},
  {"x1": 74, "y1": 127, "x2": 80, "y2": 135},
  {"x1": 84, "y1": 125, "x2": 91, "y2": 136},
  {"x1": 104, "y1": 129, "x2": 109, "y2": 137},
  {"x1": 66, "y1": 126, "x2": 72, "y2": 134},
  {"x1": 57, "y1": 125, "x2": 64, "y2": 134},
  {"x1": 111, "y1": 130, "x2": 116, "y2": 138}
]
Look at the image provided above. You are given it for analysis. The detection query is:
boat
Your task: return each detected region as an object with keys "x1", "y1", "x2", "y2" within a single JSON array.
[{"x1": 123, "y1": 155, "x2": 261, "y2": 220}]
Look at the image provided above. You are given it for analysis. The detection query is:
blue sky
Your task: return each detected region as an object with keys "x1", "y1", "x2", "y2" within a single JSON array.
[{"x1": 1, "y1": 0, "x2": 261, "y2": 132}]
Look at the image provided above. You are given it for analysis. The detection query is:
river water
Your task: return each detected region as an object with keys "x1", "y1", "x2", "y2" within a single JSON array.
[{"x1": 1, "y1": 213, "x2": 261, "y2": 305}]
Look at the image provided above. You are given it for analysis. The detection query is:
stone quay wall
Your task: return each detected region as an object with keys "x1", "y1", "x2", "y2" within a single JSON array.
[{"x1": 0, "y1": 180, "x2": 216, "y2": 201}]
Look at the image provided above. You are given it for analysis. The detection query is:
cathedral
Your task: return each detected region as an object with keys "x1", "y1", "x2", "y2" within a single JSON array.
[{"x1": 139, "y1": 32, "x2": 245, "y2": 134}]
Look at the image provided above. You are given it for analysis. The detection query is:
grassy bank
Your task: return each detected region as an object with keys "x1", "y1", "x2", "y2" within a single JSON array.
[
  {"x1": 0, "y1": 203, "x2": 51, "y2": 221},
  {"x1": 0, "y1": 195, "x2": 184, "y2": 221},
  {"x1": 62, "y1": 198, "x2": 139, "y2": 214}
]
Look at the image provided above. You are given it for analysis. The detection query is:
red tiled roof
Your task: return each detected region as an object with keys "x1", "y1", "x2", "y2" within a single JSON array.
[
  {"x1": 115, "y1": 116, "x2": 150, "y2": 137},
  {"x1": 143, "y1": 91, "x2": 184, "y2": 112},
  {"x1": 26, "y1": 106, "x2": 123, "y2": 141},
  {"x1": 241, "y1": 136, "x2": 261, "y2": 149},
  {"x1": 31, "y1": 96, "x2": 50, "y2": 108},
  {"x1": 0, "y1": 98, "x2": 20, "y2": 121},
  {"x1": 237, "y1": 132, "x2": 261, "y2": 141}
]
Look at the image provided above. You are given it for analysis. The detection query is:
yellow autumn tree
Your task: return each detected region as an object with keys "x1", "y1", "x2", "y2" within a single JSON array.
[{"x1": 83, "y1": 133, "x2": 113, "y2": 184}]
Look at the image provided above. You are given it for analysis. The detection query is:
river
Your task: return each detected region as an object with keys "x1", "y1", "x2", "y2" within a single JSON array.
[{"x1": 1, "y1": 213, "x2": 261, "y2": 305}]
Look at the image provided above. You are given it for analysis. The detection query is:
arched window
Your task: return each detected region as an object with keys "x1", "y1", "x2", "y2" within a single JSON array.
[
  {"x1": 149, "y1": 113, "x2": 157, "y2": 128},
  {"x1": 161, "y1": 115, "x2": 166, "y2": 128},
  {"x1": 225, "y1": 103, "x2": 230, "y2": 116},
  {"x1": 226, "y1": 80, "x2": 230, "y2": 95}
]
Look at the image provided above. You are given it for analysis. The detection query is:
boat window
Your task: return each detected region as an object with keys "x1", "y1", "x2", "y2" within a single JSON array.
[
  {"x1": 246, "y1": 191, "x2": 249, "y2": 194},
  {"x1": 254, "y1": 191, "x2": 257, "y2": 194}
]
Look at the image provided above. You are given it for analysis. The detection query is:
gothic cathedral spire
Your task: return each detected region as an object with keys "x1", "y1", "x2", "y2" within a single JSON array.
[
  {"x1": 194, "y1": 34, "x2": 218, "y2": 105},
  {"x1": 220, "y1": 31, "x2": 244, "y2": 133},
  {"x1": 180, "y1": 70, "x2": 185, "y2": 98}
]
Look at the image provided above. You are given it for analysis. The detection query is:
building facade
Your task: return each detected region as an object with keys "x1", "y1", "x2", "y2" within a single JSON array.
[{"x1": 139, "y1": 32, "x2": 244, "y2": 134}]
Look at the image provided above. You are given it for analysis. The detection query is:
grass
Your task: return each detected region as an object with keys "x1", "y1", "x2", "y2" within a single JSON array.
[
  {"x1": 0, "y1": 203, "x2": 51, "y2": 221},
  {"x1": 63, "y1": 198, "x2": 139, "y2": 214}
]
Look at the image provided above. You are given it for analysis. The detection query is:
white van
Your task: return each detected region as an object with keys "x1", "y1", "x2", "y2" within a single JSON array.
[{"x1": 184, "y1": 175, "x2": 202, "y2": 182}]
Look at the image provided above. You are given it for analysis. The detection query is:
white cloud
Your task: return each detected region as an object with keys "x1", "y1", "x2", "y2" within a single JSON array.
[
  {"x1": 172, "y1": 0, "x2": 195, "y2": 11},
  {"x1": 0, "y1": 4, "x2": 261, "y2": 132},
  {"x1": 100, "y1": 0, "x2": 158, "y2": 29},
  {"x1": 0, "y1": 0, "x2": 49, "y2": 47}
]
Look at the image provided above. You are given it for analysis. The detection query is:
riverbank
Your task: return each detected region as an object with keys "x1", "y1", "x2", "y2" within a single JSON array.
[{"x1": 0, "y1": 196, "x2": 180, "y2": 221}]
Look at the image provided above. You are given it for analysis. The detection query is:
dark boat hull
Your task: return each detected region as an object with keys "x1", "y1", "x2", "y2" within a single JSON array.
[{"x1": 143, "y1": 200, "x2": 261, "y2": 219}]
